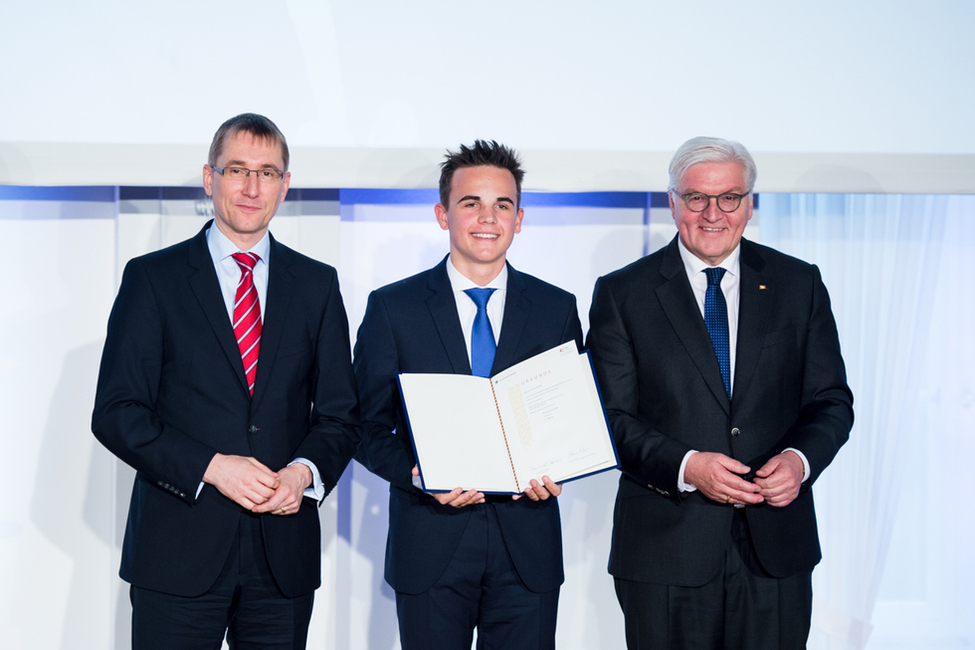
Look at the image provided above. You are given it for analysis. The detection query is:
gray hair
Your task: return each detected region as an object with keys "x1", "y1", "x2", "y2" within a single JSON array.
[{"x1": 667, "y1": 136, "x2": 756, "y2": 193}]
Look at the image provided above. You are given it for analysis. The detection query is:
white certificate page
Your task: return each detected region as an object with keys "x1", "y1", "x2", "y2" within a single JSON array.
[
  {"x1": 397, "y1": 373, "x2": 518, "y2": 493},
  {"x1": 491, "y1": 343, "x2": 618, "y2": 489}
]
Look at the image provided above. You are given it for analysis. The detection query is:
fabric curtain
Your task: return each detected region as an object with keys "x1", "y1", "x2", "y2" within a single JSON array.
[{"x1": 759, "y1": 193, "x2": 958, "y2": 649}]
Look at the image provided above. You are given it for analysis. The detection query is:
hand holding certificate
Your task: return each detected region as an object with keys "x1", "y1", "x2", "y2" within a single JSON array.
[{"x1": 398, "y1": 341, "x2": 619, "y2": 494}]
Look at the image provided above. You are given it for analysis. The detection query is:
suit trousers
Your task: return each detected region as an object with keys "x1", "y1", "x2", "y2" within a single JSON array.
[
  {"x1": 131, "y1": 511, "x2": 314, "y2": 650},
  {"x1": 615, "y1": 509, "x2": 812, "y2": 650},
  {"x1": 395, "y1": 502, "x2": 560, "y2": 650}
]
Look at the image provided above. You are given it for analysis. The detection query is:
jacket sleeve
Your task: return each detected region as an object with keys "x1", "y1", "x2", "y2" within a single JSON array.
[
  {"x1": 775, "y1": 264, "x2": 853, "y2": 485},
  {"x1": 91, "y1": 258, "x2": 216, "y2": 504},
  {"x1": 352, "y1": 290, "x2": 417, "y2": 491},
  {"x1": 586, "y1": 275, "x2": 691, "y2": 500}
]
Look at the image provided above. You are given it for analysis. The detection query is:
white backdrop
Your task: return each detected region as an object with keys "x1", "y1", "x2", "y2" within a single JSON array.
[{"x1": 4, "y1": 1, "x2": 974, "y2": 154}]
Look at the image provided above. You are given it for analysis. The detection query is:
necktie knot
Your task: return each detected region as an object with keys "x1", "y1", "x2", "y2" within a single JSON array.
[
  {"x1": 232, "y1": 252, "x2": 260, "y2": 272},
  {"x1": 705, "y1": 266, "x2": 726, "y2": 287},
  {"x1": 464, "y1": 287, "x2": 495, "y2": 311}
]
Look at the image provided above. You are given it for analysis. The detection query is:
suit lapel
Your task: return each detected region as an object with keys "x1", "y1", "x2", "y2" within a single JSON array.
[
  {"x1": 731, "y1": 239, "x2": 772, "y2": 412},
  {"x1": 656, "y1": 237, "x2": 731, "y2": 415},
  {"x1": 251, "y1": 235, "x2": 296, "y2": 408},
  {"x1": 186, "y1": 223, "x2": 251, "y2": 397},
  {"x1": 492, "y1": 263, "x2": 530, "y2": 375},
  {"x1": 426, "y1": 258, "x2": 472, "y2": 374}
]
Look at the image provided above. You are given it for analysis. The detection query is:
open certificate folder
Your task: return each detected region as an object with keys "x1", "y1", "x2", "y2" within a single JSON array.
[{"x1": 397, "y1": 341, "x2": 619, "y2": 494}]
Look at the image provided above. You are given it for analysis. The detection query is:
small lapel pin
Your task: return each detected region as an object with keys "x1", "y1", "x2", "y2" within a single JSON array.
[{"x1": 759, "y1": 285, "x2": 767, "y2": 290}]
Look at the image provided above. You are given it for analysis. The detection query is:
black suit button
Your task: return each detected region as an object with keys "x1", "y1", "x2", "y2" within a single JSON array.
[{"x1": 731, "y1": 427, "x2": 740, "y2": 437}]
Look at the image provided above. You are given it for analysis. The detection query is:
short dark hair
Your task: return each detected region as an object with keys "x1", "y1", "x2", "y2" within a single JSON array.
[
  {"x1": 439, "y1": 140, "x2": 525, "y2": 208},
  {"x1": 208, "y1": 113, "x2": 290, "y2": 171}
]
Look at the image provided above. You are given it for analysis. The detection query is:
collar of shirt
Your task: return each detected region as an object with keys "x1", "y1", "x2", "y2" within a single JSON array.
[
  {"x1": 676, "y1": 236, "x2": 741, "y2": 311},
  {"x1": 445, "y1": 255, "x2": 507, "y2": 360},
  {"x1": 206, "y1": 225, "x2": 271, "y2": 321}
]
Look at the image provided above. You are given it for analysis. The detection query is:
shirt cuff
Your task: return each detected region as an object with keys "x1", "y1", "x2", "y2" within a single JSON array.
[
  {"x1": 783, "y1": 448, "x2": 811, "y2": 483},
  {"x1": 290, "y1": 458, "x2": 324, "y2": 501},
  {"x1": 677, "y1": 450, "x2": 699, "y2": 493}
]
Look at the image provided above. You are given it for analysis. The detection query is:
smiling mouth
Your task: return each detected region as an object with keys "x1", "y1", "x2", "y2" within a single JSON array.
[
  {"x1": 701, "y1": 227, "x2": 724, "y2": 232},
  {"x1": 472, "y1": 233, "x2": 499, "y2": 240}
]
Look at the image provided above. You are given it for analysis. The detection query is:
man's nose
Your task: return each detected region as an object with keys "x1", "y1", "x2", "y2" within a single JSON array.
[
  {"x1": 702, "y1": 197, "x2": 723, "y2": 219},
  {"x1": 242, "y1": 171, "x2": 261, "y2": 196}
]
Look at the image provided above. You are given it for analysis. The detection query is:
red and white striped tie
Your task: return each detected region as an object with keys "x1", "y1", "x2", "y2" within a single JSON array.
[{"x1": 231, "y1": 252, "x2": 262, "y2": 396}]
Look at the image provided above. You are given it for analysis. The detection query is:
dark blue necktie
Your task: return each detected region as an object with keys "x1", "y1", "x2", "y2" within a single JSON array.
[
  {"x1": 704, "y1": 267, "x2": 731, "y2": 399},
  {"x1": 464, "y1": 288, "x2": 497, "y2": 377}
]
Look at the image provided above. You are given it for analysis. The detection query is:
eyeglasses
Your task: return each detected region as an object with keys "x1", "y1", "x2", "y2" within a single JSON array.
[
  {"x1": 674, "y1": 191, "x2": 750, "y2": 213},
  {"x1": 211, "y1": 165, "x2": 285, "y2": 183}
]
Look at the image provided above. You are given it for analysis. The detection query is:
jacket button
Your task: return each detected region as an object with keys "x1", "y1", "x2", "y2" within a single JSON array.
[{"x1": 731, "y1": 427, "x2": 740, "y2": 437}]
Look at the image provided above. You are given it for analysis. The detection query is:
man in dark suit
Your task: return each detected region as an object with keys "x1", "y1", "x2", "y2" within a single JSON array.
[
  {"x1": 92, "y1": 113, "x2": 360, "y2": 649},
  {"x1": 587, "y1": 136, "x2": 854, "y2": 649},
  {"x1": 354, "y1": 140, "x2": 582, "y2": 650}
]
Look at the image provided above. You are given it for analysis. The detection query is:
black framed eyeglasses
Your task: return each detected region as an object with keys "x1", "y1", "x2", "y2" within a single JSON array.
[
  {"x1": 675, "y1": 191, "x2": 751, "y2": 213},
  {"x1": 211, "y1": 165, "x2": 284, "y2": 183}
]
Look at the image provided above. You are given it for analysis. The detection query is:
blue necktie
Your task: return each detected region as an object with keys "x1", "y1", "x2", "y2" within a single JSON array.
[
  {"x1": 464, "y1": 288, "x2": 497, "y2": 377},
  {"x1": 704, "y1": 267, "x2": 731, "y2": 399}
]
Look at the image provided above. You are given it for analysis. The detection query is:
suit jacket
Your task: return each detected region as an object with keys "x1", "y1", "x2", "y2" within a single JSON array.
[
  {"x1": 92, "y1": 222, "x2": 360, "y2": 598},
  {"x1": 587, "y1": 236, "x2": 853, "y2": 587},
  {"x1": 354, "y1": 257, "x2": 583, "y2": 595}
]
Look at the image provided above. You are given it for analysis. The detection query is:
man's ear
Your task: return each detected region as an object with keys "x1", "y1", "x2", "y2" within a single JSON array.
[
  {"x1": 203, "y1": 164, "x2": 214, "y2": 196},
  {"x1": 435, "y1": 203, "x2": 450, "y2": 231}
]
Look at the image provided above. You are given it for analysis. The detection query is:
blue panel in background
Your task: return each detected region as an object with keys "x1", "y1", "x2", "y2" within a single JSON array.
[
  {"x1": 650, "y1": 191, "x2": 670, "y2": 209},
  {"x1": 119, "y1": 186, "x2": 206, "y2": 201},
  {"x1": 288, "y1": 188, "x2": 340, "y2": 202},
  {"x1": 522, "y1": 191, "x2": 650, "y2": 208},
  {"x1": 118, "y1": 187, "x2": 162, "y2": 201},
  {"x1": 0, "y1": 186, "x2": 117, "y2": 202},
  {"x1": 340, "y1": 188, "x2": 440, "y2": 205}
]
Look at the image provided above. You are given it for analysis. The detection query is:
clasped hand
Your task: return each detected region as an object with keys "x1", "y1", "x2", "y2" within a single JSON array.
[
  {"x1": 684, "y1": 450, "x2": 803, "y2": 507},
  {"x1": 204, "y1": 453, "x2": 311, "y2": 515}
]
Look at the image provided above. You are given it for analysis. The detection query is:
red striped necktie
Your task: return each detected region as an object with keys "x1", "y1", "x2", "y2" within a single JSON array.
[{"x1": 231, "y1": 252, "x2": 262, "y2": 396}]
